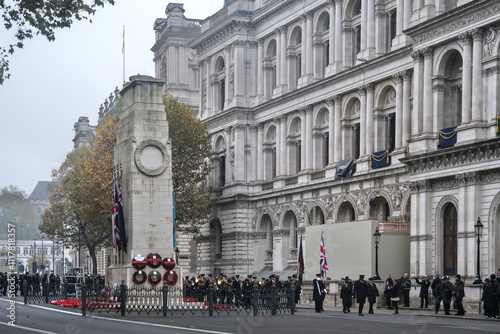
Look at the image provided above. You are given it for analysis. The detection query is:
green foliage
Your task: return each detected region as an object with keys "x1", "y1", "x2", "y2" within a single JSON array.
[
  {"x1": 0, "y1": 0, "x2": 114, "y2": 84},
  {"x1": 0, "y1": 185, "x2": 40, "y2": 240},
  {"x1": 164, "y1": 94, "x2": 216, "y2": 234}
]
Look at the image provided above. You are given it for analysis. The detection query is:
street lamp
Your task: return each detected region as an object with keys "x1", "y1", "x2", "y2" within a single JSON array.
[
  {"x1": 41, "y1": 234, "x2": 45, "y2": 273},
  {"x1": 33, "y1": 239, "x2": 37, "y2": 273},
  {"x1": 175, "y1": 247, "x2": 180, "y2": 264},
  {"x1": 473, "y1": 217, "x2": 484, "y2": 285},
  {"x1": 373, "y1": 227, "x2": 381, "y2": 280}
]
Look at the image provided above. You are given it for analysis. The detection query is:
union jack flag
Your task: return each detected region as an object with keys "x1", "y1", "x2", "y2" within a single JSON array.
[
  {"x1": 320, "y1": 232, "x2": 329, "y2": 280},
  {"x1": 112, "y1": 181, "x2": 121, "y2": 253}
]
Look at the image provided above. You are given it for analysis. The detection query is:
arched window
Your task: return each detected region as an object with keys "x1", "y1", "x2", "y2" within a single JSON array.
[
  {"x1": 264, "y1": 40, "x2": 277, "y2": 98},
  {"x1": 313, "y1": 108, "x2": 329, "y2": 169},
  {"x1": 337, "y1": 201, "x2": 356, "y2": 223},
  {"x1": 264, "y1": 125, "x2": 277, "y2": 180},
  {"x1": 375, "y1": 86, "x2": 397, "y2": 152},
  {"x1": 443, "y1": 203, "x2": 457, "y2": 276},
  {"x1": 288, "y1": 116, "x2": 302, "y2": 175},
  {"x1": 314, "y1": 11, "x2": 330, "y2": 79},
  {"x1": 288, "y1": 27, "x2": 302, "y2": 90},
  {"x1": 343, "y1": 97, "x2": 361, "y2": 160},
  {"x1": 214, "y1": 57, "x2": 226, "y2": 112}
]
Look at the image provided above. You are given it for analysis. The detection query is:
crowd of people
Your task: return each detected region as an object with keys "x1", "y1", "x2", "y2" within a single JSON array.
[{"x1": 183, "y1": 273, "x2": 302, "y2": 308}]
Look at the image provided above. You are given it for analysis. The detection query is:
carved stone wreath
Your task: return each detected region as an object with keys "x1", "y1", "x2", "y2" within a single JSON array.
[{"x1": 134, "y1": 139, "x2": 169, "y2": 176}]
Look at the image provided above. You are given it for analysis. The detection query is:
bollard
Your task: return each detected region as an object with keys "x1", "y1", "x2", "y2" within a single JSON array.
[
  {"x1": 82, "y1": 282, "x2": 87, "y2": 317},
  {"x1": 253, "y1": 285, "x2": 259, "y2": 317},
  {"x1": 163, "y1": 282, "x2": 168, "y2": 317},
  {"x1": 64, "y1": 279, "x2": 68, "y2": 300},
  {"x1": 44, "y1": 278, "x2": 49, "y2": 304},
  {"x1": 290, "y1": 284, "x2": 295, "y2": 315},
  {"x1": 208, "y1": 284, "x2": 214, "y2": 317},
  {"x1": 120, "y1": 281, "x2": 127, "y2": 317},
  {"x1": 23, "y1": 280, "x2": 27, "y2": 304}
]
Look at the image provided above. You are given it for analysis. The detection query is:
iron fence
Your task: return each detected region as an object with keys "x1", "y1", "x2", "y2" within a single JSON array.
[{"x1": 23, "y1": 281, "x2": 296, "y2": 317}]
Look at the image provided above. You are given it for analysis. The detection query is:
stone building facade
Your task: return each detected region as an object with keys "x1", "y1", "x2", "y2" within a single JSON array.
[{"x1": 153, "y1": 0, "x2": 500, "y2": 282}]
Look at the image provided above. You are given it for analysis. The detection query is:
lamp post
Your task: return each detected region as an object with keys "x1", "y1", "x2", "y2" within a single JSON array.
[
  {"x1": 373, "y1": 227, "x2": 381, "y2": 280},
  {"x1": 473, "y1": 217, "x2": 484, "y2": 285},
  {"x1": 33, "y1": 239, "x2": 37, "y2": 273},
  {"x1": 41, "y1": 234, "x2": 45, "y2": 273},
  {"x1": 175, "y1": 247, "x2": 180, "y2": 264},
  {"x1": 86, "y1": 254, "x2": 90, "y2": 275},
  {"x1": 52, "y1": 235, "x2": 55, "y2": 274}
]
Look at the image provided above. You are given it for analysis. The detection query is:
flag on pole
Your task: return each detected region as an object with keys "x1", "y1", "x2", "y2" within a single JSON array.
[
  {"x1": 320, "y1": 232, "x2": 329, "y2": 280},
  {"x1": 122, "y1": 26, "x2": 125, "y2": 53},
  {"x1": 298, "y1": 235, "x2": 305, "y2": 283},
  {"x1": 173, "y1": 192, "x2": 176, "y2": 247},
  {"x1": 116, "y1": 180, "x2": 127, "y2": 253}
]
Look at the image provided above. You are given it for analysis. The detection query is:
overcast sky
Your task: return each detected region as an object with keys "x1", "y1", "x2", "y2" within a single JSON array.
[{"x1": 0, "y1": 0, "x2": 224, "y2": 195}]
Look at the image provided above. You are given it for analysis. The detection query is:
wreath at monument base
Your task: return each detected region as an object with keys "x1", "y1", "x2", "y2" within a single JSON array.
[
  {"x1": 132, "y1": 270, "x2": 147, "y2": 285},
  {"x1": 162, "y1": 257, "x2": 176, "y2": 271},
  {"x1": 148, "y1": 270, "x2": 162, "y2": 286},
  {"x1": 163, "y1": 270, "x2": 178, "y2": 286},
  {"x1": 146, "y1": 253, "x2": 162, "y2": 268}
]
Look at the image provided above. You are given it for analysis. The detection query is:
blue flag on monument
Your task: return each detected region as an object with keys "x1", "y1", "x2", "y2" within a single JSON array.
[
  {"x1": 116, "y1": 180, "x2": 127, "y2": 253},
  {"x1": 298, "y1": 235, "x2": 305, "y2": 283}
]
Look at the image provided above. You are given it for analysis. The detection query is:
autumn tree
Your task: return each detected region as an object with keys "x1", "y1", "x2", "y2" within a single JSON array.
[
  {"x1": 0, "y1": 185, "x2": 40, "y2": 240},
  {"x1": 0, "y1": 0, "x2": 114, "y2": 84},
  {"x1": 164, "y1": 94, "x2": 216, "y2": 234},
  {"x1": 41, "y1": 115, "x2": 118, "y2": 275}
]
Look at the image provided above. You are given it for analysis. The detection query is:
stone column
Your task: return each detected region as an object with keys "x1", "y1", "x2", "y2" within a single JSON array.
[
  {"x1": 305, "y1": 106, "x2": 313, "y2": 170},
  {"x1": 396, "y1": 0, "x2": 404, "y2": 36},
  {"x1": 234, "y1": 124, "x2": 246, "y2": 182},
  {"x1": 225, "y1": 127, "x2": 232, "y2": 183},
  {"x1": 301, "y1": 17, "x2": 307, "y2": 79},
  {"x1": 257, "y1": 39, "x2": 264, "y2": 100},
  {"x1": 199, "y1": 60, "x2": 205, "y2": 114},
  {"x1": 206, "y1": 57, "x2": 212, "y2": 115},
  {"x1": 334, "y1": 0, "x2": 343, "y2": 70},
  {"x1": 257, "y1": 123, "x2": 264, "y2": 181},
  {"x1": 433, "y1": 80, "x2": 445, "y2": 132},
  {"x1": 411, "y1": 51, "x2": 423, "y2": 136},
  {"x1": 280, "y1": 26, "x2": 288, "y2": 92},
  {"x1": 299, "y1": 108, "x2": 307, "y2": 171},
  {"x1": 326, "y1": 96, "x2": 335, "y2": 164},
  {"x1": 455, "y1": 173, "x2": 467, "y2": 276},
  {"x1": 328, "y1": 2, "x2": 335, "y2": 66},
  {"x1": 404, "y1": 1, "x2": 411, "y2": 30},
  {"x1": 466, "y1": 172, "x2": 481, "y2": 277},
  {"x1": 305, "y1": 11, "x2": 314, "y2": 79},
  {"x1": 359, "y1": 86, "x2": 367, "y2": 156},
  {"x1": 225, "y1": 45, "x2": 231, "y2": 108},
  {"x1": 471, "y1": 28, "x2": 483, "y2": 122},
  {"x1": 365, "y1": 84, "x2": 374, "y2": 154},
  {"x1": 402, "y1": 70, "x2": 412, "y2": 146},
  {"x1": 334, "y1": 95, "x2": 342, "y2": 162},
  {"x1": 234, "y1": 40, "x2": 246, "y2": 105},
  {"x1": 366, "y1": 0, "x2": 375, "y2": 57},
  {"x1": 275, "y1": 28, "x2": 282, "y2": 88},
  {"x1": 360, "y1": 0, "x2": 367, "y2": 53},
  {"x1": 280, "y1": 115, "x2": 287, "y2": 176},
  {"x1": 250, "y1": 125, "x2": 258, "y2": 182},
  {"x1": 422, "y1": 47, "x2": 434, "y2": 133},
  {"x1": 274, "y1": 116, "x2": 282, "y2": 177},
  {"x1": 460, "y1": 32, "x2": 472, "y2": 124},
  {"x1": 393, "y1": 73, "x2": 403, "y2": 149}
]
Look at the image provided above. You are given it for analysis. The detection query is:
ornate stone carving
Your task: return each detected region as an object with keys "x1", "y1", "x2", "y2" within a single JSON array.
[
  {"x1": 233, "y1": 123, "x2": 246, "y2": 132},
  {"x1": 482, "y1": 65, "x2": 500, "y2": 77},
  {"x1": 433, "y1": 84, "x2": 445, "y2": 92},
  {"x1": 421, "y1": 46, "x2": 434, "y2": 58},
  {"x1": 341, "y1": 184, "x2": 349, "y2": 193},
  {"x1": 484, "y1": 26, "x2": 500, "y2": 57}
]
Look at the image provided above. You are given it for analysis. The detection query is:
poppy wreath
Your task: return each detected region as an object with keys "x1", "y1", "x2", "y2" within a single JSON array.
[
  {"x1": 162, "y1": 257, "x2": 176, "y2": 270},
  {"x1": 163, "y1": 270, "x2": 178, "y2": 286},
  {"x1": 146, "y1": 253, "x2": 162, "y2": 268},
  {"x1": 148, "y1": 270, "x2": 162, "y2": 286},
  {"x1": 132, "y1": 270, "x2": 147, "y2": 285}
]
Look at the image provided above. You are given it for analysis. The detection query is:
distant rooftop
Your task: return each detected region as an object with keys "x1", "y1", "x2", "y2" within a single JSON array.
[{"x1": 28, "y1": 181, "x2": 53, "y2": 202}]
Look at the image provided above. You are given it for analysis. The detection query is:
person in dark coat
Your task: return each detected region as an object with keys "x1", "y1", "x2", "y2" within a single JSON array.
[
  {"x1": 384, "y1": 275, "x2": 394, "y2": 309},
  {"x1": 402, "y1": 273, "x2": 411, "y2": 307},
  {"x1": 312, "y1": 273, "x2": 325, "y2": 313},
  {"x1": 440, "y1": 276, "x2": 454, "y2": 315},
  {"x1": 391, "y1": 278, "x2": 401, "y2": 314},
  {"x1": 353, "y1": 274, "x2": 368, "y2": 316},
  {"x1": 367, "y1": 277, "x2": 379, "y2": 314},
  {"x1": 453, "y1": 274, "x2": 465, "y2": 316},
  {"x1": 482, "y1": 277, "x2": 496, "y2": 318},
  {"x1": 431, "y1": 274, "x2": 442, "y2": 314},
  {"x1": 340, "y1": 276, "x2": 352, "y2": 313},
  {"x1": 415, "y1": 274, "x2": 431, "y2": 308},
  {"x1": 292, "y1": 274, "x2": 302, "y2": 308}
]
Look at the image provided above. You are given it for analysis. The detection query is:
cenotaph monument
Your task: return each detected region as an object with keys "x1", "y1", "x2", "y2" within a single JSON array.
[{"x1": 106, "y1": 75, "x2": 176, "y2": 287}]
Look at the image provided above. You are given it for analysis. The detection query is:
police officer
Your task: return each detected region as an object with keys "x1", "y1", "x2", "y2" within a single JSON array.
[
  {"x1": 313, "y1": 273, "x2": 326, "y2": 313},
  {"x1": 453, "y1": 274, "x2": 465, "y2": 316},
  {"x1": 402, "y1": 273, "x2": 411, "y2": 307},
  {"x1": 353, "y1": 274, "x2": 368, "y2": 316},
  {"x1": 440, "y1": 276, "x2": 454, "y2": 315}
]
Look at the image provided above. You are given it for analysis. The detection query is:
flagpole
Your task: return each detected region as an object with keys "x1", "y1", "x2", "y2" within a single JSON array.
[{"x1": 122, "y1": 25, "x2": 125, "y2": 84}]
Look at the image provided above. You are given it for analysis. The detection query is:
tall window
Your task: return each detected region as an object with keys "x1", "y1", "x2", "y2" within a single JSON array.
[{"x1": 443, "y1": 204, "x2": 457, "y2": 276}]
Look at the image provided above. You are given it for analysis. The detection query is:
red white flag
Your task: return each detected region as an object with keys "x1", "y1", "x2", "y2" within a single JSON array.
[{"x1": 320, "y1": 232, "x2": 329, "y2": 280}]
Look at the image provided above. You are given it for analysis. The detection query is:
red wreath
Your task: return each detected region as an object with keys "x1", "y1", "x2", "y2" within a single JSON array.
[
  {"x1": 163, "y1": 270, "x2": 178, "y2": 286},
  {"x1": 132, "y1": 260, "x2": 147, "y2": 270},
  {"x1": 162, "y1": 257, "x2": 176, "y2": 270},
  {"x1": 146, "y1": 253, "x2": 162, "y2": 268},
  {"x1": 148, "y1": 270, "x2": 162, "y2": 286},
  {"x1": 132, "y1": 270, "x2": 147, "y2": 285}
]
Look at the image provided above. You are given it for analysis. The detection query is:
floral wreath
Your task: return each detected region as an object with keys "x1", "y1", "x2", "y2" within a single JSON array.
[
  {"x1": 146, "y1": 253, "x2": 162, "y2": 268},
  {"x1": 148, "y1": 270, "x2": 162, "y2": 285},
  {"x1": 162, "y1": 257, "x2": 176, "y2": 271},
  {"x1": 132, "y1": 270, "x2": 147, "y2": 285},
  {"x1": 163, "y1": 270, "x2": 178, "y2": 286}
]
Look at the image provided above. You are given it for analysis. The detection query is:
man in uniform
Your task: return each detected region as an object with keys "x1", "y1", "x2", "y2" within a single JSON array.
[
  {"x1": 402, "y1": 273, "x2": 411, "y2": 307},
  {"x1": 292, "y1": 274, "x2": 301, "y2": 309},
  {"x1": 353, "y1": 274, "x2": 368, "y2": 316},
  {"x1": 313, "y1": 273, "x2": 325, "y2": 313},
  {"x1": 232, "y1": 274, "x2": 241, "y2": 307},
  {"x1": 453, "y1": 274, "x2": 465, "y2": 316},
  {"x1": 440, "y1": 276, "x2": 454, "y2": 315},
  {"x1": 367, "y1": 277, "x2": 379, "y2": 314}
]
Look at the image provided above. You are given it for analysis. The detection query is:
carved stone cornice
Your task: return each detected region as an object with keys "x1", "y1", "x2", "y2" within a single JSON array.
[
  {"x1": 482, "y1": 65, "x2": 500, "y2": 77},
  {"x1": 409, "y1": 3, "x2": 500, "y2": 45},
  {"x1": 251, "y1": 0, "x2": 299, "y2": 26},
  {"x1": 233, "y1": 40, "x2": 246, "y2": 48},
  {"x1": 400, "y1": 138, "x2": 500, "y2": 175},
  {"x1": 233, "y1": 123, "x2": 246, "y2": 132}
]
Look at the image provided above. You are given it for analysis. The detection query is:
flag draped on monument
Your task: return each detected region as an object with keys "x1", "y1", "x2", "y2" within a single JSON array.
[
  {"x1": 116, "y1": 180, "x2": 127, "y2": 253},
  {"x1": 320, "y1": 232, "x2": 329, "y2": 280},
  {"x1": 298, "y1": 235, "x2": 305, "y2": 283},
  {"x1": 172, "y1": 192, "x2": 176, "y2": 247},
  {"x1": 112, "y1": 180, "x2": 127, "y2": 253}
]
